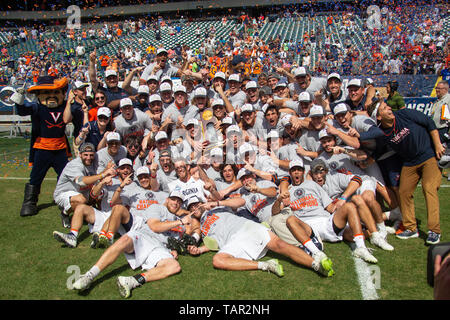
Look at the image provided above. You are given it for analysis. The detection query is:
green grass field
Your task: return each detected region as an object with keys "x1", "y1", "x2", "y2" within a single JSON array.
[{"x1": 0, "y1": 135, "x2": 448, "y2": 301}]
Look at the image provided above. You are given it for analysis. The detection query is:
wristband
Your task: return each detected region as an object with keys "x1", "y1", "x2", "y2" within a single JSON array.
[
  {"x1": 151, "y1": 174, "x2": 157, "y2": 179},
  {"x1": 338, "y1": 197, "x2": 347, "y2": 201}
]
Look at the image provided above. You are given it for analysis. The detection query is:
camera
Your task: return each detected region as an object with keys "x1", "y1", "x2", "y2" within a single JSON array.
[{"x1": 427, "y1": 242, "x2": 450, "y2": 287}]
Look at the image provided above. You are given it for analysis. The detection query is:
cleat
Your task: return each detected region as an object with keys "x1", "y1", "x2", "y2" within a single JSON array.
[
  {"x1": 117, "y1": 276, "x2": 140, "y2": 298},
  {"x1": 385, "y1": 226, "x2": 396, "y2": 235},
  {"x1": 426, "y1": 231, "x2": 441, "y2": 245},
  {"x1": 60, "y1": 212, "x2": 71, "y2": 229},
  {"x1": 396, "y1": 229, "x2": 419, "y2": 240},
  {"x1": 90, "y1": 232, "x2": 100, "y2": 248},
  {"x1": 370, "y1": 232, "x2": 394, "y2": 251},
  {"x1": 264, "y1": 259, "x2": 284, "y2": 277},
  {"x1": 98, "y1": 234, "x2": 111, "y2": 248},
  {"x1": 53, "y1": 231, "x2": 77, "y2": 248},
  {"x1": 353, "y1": 247, "x2": 378, "y2": 264},
  {"x1": 72, "y1": 273, "x2": 94, "y2": 291},
  {"x1": 202, "y1": 236, "x2": 219, "y2": 251},
  {"x1": 312, "y1": 251, "x2": 335, "y2": 277}
]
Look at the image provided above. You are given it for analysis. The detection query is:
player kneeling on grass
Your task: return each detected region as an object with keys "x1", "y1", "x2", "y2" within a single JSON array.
[
  {"x1": 274, "y1": 159, "x2": 379, "y2": 264},
  {"x1": 185, "y1": 196, "x2": 335, "y2": 278},
  {"x1": 71, "y1": 190, "x2": 197, "y2": 298},
  {"x1": 309, "y1": 158, "x2": 394, "y2": 252},
  {"x1": 52, "y1": 158, "x2": 134, "y2": 248}
]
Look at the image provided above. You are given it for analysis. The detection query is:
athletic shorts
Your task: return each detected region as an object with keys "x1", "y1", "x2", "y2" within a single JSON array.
[
  {"x1": 219, "y1": 220, "x2": 271, "y2": 261},
  {"x1": 377, "y1": 155, "x2": 402, "y2": 187},
  {"x1": 124, "y1": 227, "x2": 173, "y2": 270},
  {"x1": 356, "y1": 178, "x2": 377, "y2": 195},
  {"x1": 54, "y1": 190, "x2": 81, "y2": 214},
  {"x1": 88, "y1": 208, "x2": 112, "y2": 234},
  {"x1": 303, "y1": 214, "x2": 343, "y2": 243}
]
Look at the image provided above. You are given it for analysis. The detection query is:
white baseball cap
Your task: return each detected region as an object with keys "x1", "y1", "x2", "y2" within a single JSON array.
[
  {"x1": 212, "y1": 98, "x2": 225, "y2": 108},
  {"x1": 97, "y1": 107, "x2": 111, "y2": 118},
  {"x1": 298, "y1": 91, "x2": 312, "y2": 102},
  {"x1": 245, "y1": 81, "x2": 258, "y2": 90},
  {"x1": 138, "y1": 85, "x2": 150, "y2": 95},
  {"x1": 186, "y1": 118, "x2": 199, "y2": 127},
  {"x1": 239, "y1": 143, "x2": 256, "y2": 156},
  {"x1": 333, "y1": 103, "x2": 350, "y2": 115},
  {"x1": 280, "y1": 114, "x2": 292, "y2": 127},
  {"x1": 309, "y1": 105, "x2": 325, "y2": 117},
  {"x1": 347, "y1": 79, "x2": 362, "y2": 88},
  {"x1": 327, "y1": 73, "x2": 341, "y2": 82},
  {"x1": 289, "y1": 159, "x2": 304, "y2": 170},
  {"x1": 173, "y1": 84, "x2": 186, "y2": 94},
  {"x1": 120, "y1": 98, "x2": 133, "y2": 108},
  {"x1": 194, "y1": 87, "x2": 207, "y2": 97},
  {"x1": 146, "y1": 74, "x2": 159, "y2": 83},
  {"x1": 136, "y1": 166, "x2": 150, "y2": 176},
  {"x1": 156, "y1": 47, "x2": 168, "y2": 55},
  {"x1": 228, "y1": 74, "x2": 240, "y2": 82},
  {"x1": 213, "y1": 71, "x2": 226, "y2": 80},
  {"x1": 237, "y1": 168, "x2": 254, "y2": 180},
  {"x1": 74, "y1": 80, "x2": 89, "y2": 90},
  {"x1": 226, "y1": 125, "x2": 242, "y2": 135},
  {"x1": 105, "y1": 70, "x2": 117, "y2": 78},
  {"x1": 186, "y1": 196, "x2": 201, "y2": 208},
  {"x1": 241, "y1": 103, "x2": 254, "y2": 113},
  {"x1": 275, "y1": 81, "x2": 287, "y2": 89},
  {"x1": 293, "y1": 67, "x2": 308, "y2": 77},
  {"x1": 155, "y1": 131, "x2": 168, "y2": 141},
  {"x1": 169, "y1": 189, "x2": 184, "y2": 200},
  {"x1": 159, "y1": 82, "x2": 172, "y2": 92},
  {"x1": 118, "y1": 158, "x2": 133, "y2": 167},
  {"x1": 149, "y1": 94, "x2": 162, "y2": 103},
  {"x1": 160, "y1": 75, "x2": 172, "y2": 83},
  {"x1": 106, "y1": 132, "x2": 121, "y2": 142},
  {"x1": 318, "y1": 128, "x2": 333, "y2": 140},
  {"x1": 221, "y1": 116, "x2": 233, "y2": 125}
]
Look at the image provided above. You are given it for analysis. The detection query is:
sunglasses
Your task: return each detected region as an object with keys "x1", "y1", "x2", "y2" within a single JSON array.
[
  {"x1": 127, "y1": 144, "x2": 140, "y2": 150},
  {"x1": 95, "y1": 96, "x2": 105, "y2": 101}
]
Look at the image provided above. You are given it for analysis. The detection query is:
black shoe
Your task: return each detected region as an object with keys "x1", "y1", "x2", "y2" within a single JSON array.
[
  {"x1": 61, "y1": 211, "x2": 71, "y2": 229},
  {"x1": 20, "y1": 183, "x2": 40, "y2": 217}
]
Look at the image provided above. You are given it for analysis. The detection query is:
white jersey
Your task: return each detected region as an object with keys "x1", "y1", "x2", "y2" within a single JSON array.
[
  {"x1": 288, "y1": 180, "x2": 332, "y2": 223},
  {"x1": 113, "y1": 109, "x2": 153, "y2": 142},
  {"x1": 168, "y1": 176, "x2": 210, "y2": 204},
  {"x1": 98, "y1": 177, "x2": 123, "y2": 211},
  {"x1": 53, "y1": 157, "x2": 97, "y2": 199},
  {"x1": 199, "y1": 207, "x2": 248, "y2": 248},
  {"x1": 320, "y1": 172, "x2": 355, "y2": 200},
  {"x1": 96, "y1": 146, "x2": 128, "y2": 174},
  {"x1": 239, "y1": 180, "x2": 277, "y2": 222},
  {"x1": 120, "y1": 181, "x2": 169, "y2": 212}
]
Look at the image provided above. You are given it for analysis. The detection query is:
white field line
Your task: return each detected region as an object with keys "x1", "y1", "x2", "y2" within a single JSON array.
[
  {"x1": 352, "y1": 255, "x2": 379, "y2": 300},
  {"x1": 0, "y1": 177, "x2": 57, "y2": 180}
]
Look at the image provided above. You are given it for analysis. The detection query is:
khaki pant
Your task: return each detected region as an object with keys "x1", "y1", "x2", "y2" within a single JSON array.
[
  {"x1": 399, "y1": 157, "x2": 441, "y2": 233},
  {"x1": 268, "y1": 212, "x2": 301, "y2": 247}
]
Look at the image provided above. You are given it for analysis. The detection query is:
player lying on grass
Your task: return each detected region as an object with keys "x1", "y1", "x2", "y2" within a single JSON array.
[
  {"x1": 71, "y1": 190, "x2": 199, "y2": 298},
  {"x1": 272, "y1": 159, "x2": 379, "y2": 264},
  {"x1": 185, "y1": 195, "x2": 335, "y2": 277}
]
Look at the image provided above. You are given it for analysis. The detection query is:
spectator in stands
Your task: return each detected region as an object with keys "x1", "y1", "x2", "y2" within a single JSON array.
[{"x1": 385, "y1": 80, "x2": 405, "y2": 110}]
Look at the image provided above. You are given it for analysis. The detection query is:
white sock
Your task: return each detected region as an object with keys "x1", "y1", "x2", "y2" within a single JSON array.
[
  {"x1": 353, "y1": 234, "x2": 366, "y2": 249},
  {"x1": 303, "y1": 239, "x2": 320, "y2": 255},
  {"x1": 257, "y1": 261, "x2": 268, "y2": 270},
  {"x1": 87, "y1": 265, "x2": 100, "y2": 279},
  {"x1": 377, "y1": 222, "x2": 386, "y2": 233}
]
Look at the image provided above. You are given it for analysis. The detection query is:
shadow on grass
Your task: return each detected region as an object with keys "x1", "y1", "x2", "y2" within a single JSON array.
[
  {"x1": 77, "y1": 263, "x2": 130, "y2": 296},
  {"x1": 37, "y1": 202, "x2": 57, "y2": 212}
]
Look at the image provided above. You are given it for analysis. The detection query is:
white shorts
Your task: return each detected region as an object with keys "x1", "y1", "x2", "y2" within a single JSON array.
[
  {"x1": 219, "y1": 220, "x2": 271, "y2": 261},
  {"x1": 88, "y1": 208, "x2": 111, "y2": 234},
  {"x1": 54, "y1": 191, "x2": 80, "y2": 214},
  {"x1": 124, "y1": 227, "x2": 173, "y2": 270},
  {"x1": 304, "y1": 214, "x2": 343, "y2": 243},
  {"x1": 357, "y1": 178, "x2": 377, "y2": 195}
]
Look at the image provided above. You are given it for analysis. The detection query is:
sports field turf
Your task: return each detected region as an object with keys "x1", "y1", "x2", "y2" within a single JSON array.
[{"x1": 0, "y1": 135, "x2": 448, "y2": 302}]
